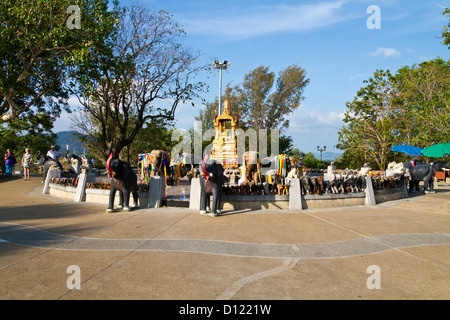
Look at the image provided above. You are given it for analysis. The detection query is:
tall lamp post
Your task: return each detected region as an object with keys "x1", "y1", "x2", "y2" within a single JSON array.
[
  {"x1": 317, "y1": 145, "x2": 326, "y2": 160},
  {"x1": 212, "y1": 60, "x2": 231, "y2": 115}
]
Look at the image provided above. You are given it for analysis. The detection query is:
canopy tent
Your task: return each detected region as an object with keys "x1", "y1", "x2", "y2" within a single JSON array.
[
  {"x1": 421, "y1": 143, "x2": 450, "y2": 158},
  {"x1": 391, "y1": 145, "x2": 423, "y2": 156}
]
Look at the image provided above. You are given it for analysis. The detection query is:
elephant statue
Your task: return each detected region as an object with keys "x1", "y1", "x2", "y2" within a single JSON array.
[
  {"x1": 260, "y1": 154, "x2": 293, "y2": 183},
  {"x1": 35, "y1": 151, "x2": 63, "y2": 182},
  {"x1": 431, "y1": 154, "x2": 450, "y2": 172},
  {"x1": 242, "y1": 151, "x2": 261, "y2": 183},
  {"x1": 402, "y1": 159, "x2": 424, "y2": 171},
  {"x1": 69, "y1": 154, "x2": 82, "y2": 175},
  {"x1": 139, "y1": 150, "x2": 171, "y2": 183},
  {"x1": 409, "y1": 155, "x2": 449, "y2": 193},
  {"x1": 150, "y1": 150, "x2": 171, "y2": 176},
  {"x1": 106, "y1": 151, "x2": 139, "y2": 212},
  {"x1": 172, "y1": 152, "x2": 202, "y2": 170},
  {"x1": 169, "y1": 152, "x2": 203, "y2": 181},
  {"x1": 200, "y1": 154, "x2": 224, "y2": 217}
]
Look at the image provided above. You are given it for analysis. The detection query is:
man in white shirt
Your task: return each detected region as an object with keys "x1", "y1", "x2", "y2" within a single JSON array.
[{"x1": 46, "y1": 145, "x2": 59, "y2": 162}]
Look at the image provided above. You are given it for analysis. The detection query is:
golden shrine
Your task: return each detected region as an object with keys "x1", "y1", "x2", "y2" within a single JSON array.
[{"x1": 210, "y1": 99, "x2": 239, "y2": 169}]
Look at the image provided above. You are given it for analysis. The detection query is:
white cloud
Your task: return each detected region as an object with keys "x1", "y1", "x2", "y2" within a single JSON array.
[
  {"x1": 283, "y1": 109, "x2": 345, "y2": 152},
  {"x1": 180, "y1": 1, "x2": 353, "y2": 39},
  {"x1": 370, "y1": 47, "x2": 401, "y2": 58},
  {"x1": 288, "y1": 109, "x2": 345, "y2": 134}
]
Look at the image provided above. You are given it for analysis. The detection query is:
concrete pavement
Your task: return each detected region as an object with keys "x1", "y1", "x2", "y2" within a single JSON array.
[{"x1": 0, "y1": 174, "x2": 449, "y2": 300}]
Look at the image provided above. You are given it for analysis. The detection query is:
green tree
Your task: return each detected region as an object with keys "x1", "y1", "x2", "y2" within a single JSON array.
[
  {"x1": 394, "y1": 58, "x2": 450, "y2": 146},
  {"x1": 0, "y1": 112, "x2": 57, "y2": 171},
  {"x1": 127, "y1": 118, "x2": 178, "y2": 166},
  {"x1": 279, "y1": 135, "x2": 294, "y2": 155},
  {"x1": 442, "y1": 6, "x2": 450, "y2": 49},
  {"x1": 0, "y1": 0, "x2": 119, "y2": 122},
  {"x1": 195, "y1": 102, "x2": 216, "y2": 131},
  {"x1": 197, "y1": 65, "x2": 309, "y2": 131},
  {"x1": 333, "y1": 148, "x2": 368, "y2": 170},
  {"x1": 338, "y1": 70, "x2": 399, "y2": 170},
  {"x1": 302, "y1": 152, "x2": 329, "y2": 169},
  {"x1": 72, "y1": 5, "x2": 207, "y2": 162}
]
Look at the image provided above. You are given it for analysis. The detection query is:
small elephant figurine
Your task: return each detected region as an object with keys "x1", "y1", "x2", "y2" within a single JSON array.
[
  {"x1": 200, "y1": 154, "x2": 224, "y2": 217},
  {"x1": 106, "y1": 151, "x2": 139, "y2": 212}
]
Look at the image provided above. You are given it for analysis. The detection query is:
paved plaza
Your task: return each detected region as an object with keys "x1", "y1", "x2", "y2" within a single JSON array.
[{"x1": 0, "y1": 175, "x2": 449, "y2": 300}]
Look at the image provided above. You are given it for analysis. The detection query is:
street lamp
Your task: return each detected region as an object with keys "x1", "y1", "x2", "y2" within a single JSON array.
[
  {"x1": 317, "y1": 145, "x2": 326, "y2": 160},
  {"x1": 212, "y1": 60, "x2": 231, "y2": 115}
]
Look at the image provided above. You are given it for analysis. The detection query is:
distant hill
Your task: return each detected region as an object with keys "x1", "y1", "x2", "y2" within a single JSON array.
[
  {"x1": 56, "y1": 131, "x2": 87, "y2": 156},
  {"x1": 312, "y1": 151, "x2": 343, "y2": 161}
]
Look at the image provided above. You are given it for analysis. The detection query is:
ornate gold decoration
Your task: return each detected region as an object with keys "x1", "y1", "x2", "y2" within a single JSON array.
[{"x1": 211, "y1": 99, "x2": 239, "y2": 169}]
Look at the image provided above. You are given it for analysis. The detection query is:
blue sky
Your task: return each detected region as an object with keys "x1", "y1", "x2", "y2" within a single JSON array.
[{"x1": 54, "y1": 0, "x2": 449, "y2": 155}]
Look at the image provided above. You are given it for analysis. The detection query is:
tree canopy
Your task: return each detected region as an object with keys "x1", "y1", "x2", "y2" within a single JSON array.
[
  {"x1": 0, "y1": 112, "x2": 57, "y2": 172},
  {"x1": 0, "y1": 0, "x2": 118, "y2": 122},
  {"x1": 196, "y1": 65, "x2": 309, "y2": 132},
  {"x1": 442, "y1": 6, "x2": 450, "y2": 49},
  {"x1": 338, "y1": 58, "x2": 450, "y2": 170},
  {"x1": 71, "y1": 5, "x2": 208, "y2": 162},
  {"x1": 395, "y1": 58, "x2": 450, "y2": 146},
  {"x1": 338, "y1": 70, "x2": 398, "y2": 170}
]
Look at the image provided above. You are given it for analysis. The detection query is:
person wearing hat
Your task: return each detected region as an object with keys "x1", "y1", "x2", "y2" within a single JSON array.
[
  {"x1": 46, "y1": 145, "x2": 59, "y2": 162},
  {"x1": 21, "y1": 148, "x2": 33, "y2": 180}
]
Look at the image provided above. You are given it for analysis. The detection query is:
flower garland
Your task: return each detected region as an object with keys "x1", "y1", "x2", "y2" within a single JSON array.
[{"x1": 140, "y1": 153, "x2": 153, "y2": 183}]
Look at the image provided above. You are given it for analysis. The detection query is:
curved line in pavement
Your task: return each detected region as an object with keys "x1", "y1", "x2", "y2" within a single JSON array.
[{"x1": 0, "y1": 223, "x2": 449, "y2": 259}]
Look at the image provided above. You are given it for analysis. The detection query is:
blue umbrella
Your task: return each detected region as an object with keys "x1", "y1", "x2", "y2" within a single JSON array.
[{"x1": 391, "y1": 145, "x2": 423, "y2": 156}]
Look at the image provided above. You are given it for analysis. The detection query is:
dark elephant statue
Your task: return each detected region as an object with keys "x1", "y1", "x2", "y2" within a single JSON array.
[
  {"x1": 409, "y1": 155, "x2": 449, "y2": 193},
  {"x1": 402, "y1": 159, "x2": 424, "y2": 171},
  {"x1": 200, "y1": 154, "x2": 224, "y2": 217},
  {"x1": 106, "y1": 152, "x2": 139, "y2": 212},
  {"x1": 35, "y1": 151, "x2": 63, "y2": 182}
]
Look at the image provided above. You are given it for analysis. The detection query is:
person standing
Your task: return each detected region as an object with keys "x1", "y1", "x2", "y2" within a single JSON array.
[
  {"x1": 4, "y1": 149, "x2": 16, "y2": 177},
  {"x1": 21, "y1": 148, "x2": 33, "y2": 180}
]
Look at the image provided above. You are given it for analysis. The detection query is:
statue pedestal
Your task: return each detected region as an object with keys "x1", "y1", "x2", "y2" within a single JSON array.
[
  {"x1": 324, "y1": 165, "x2": 335, "y2": 180},
  {"x1": 402, "y1": 176, "x2": 409, "y2": 198},
  {"x1": 74, "y1": 173, "x2": 95, "y2": 202},
  {"x1": 43, "y1": 169, "x2": 61, "y2": 194},
  {"x1": 148, "y1": 176, "x2": 165, "y2": 208},
  {"x1": 365, "y1": 176, "x2": 376, "y2": 206},
  {"x1": 288, "y1": 178, "x2": 303, "y2": 211},
  {"x1": 189, "y1": 177, "x2": 205, "y2": 211}
]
